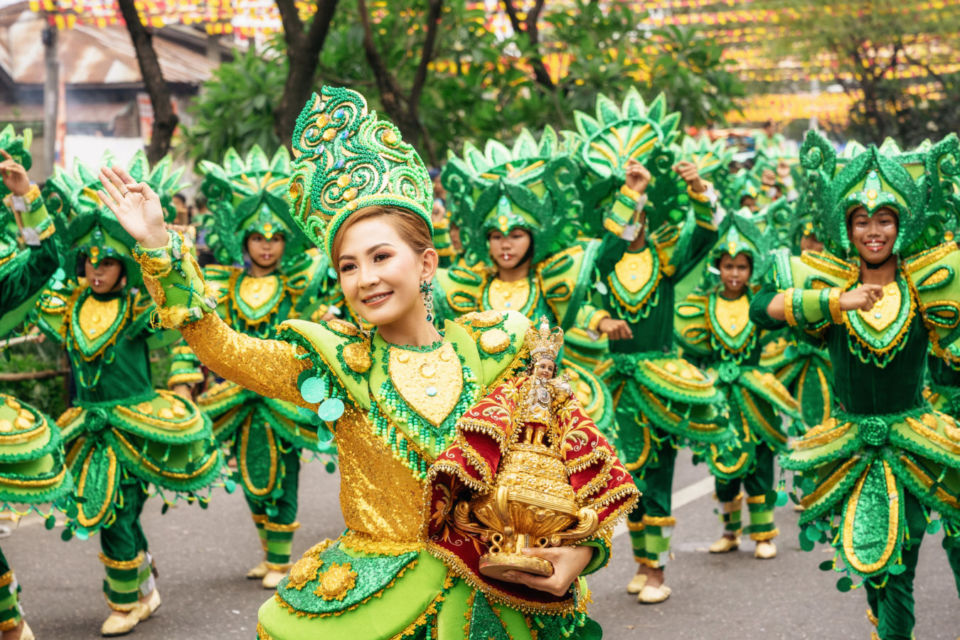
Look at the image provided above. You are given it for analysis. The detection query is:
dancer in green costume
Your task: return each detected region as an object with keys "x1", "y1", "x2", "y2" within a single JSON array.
[
  {"x1": 0, "y1": 129, "x2": 73, "y2": 640},
  {"x1": 37, "y1": 153, "x2": 222, "y2": 637},
  {"x1": 437, "y1": 127, "x2": 616, "y2": 434},
  {"x1": 101, "y1": 86, "x2": 638, "y2": 640},
  {"x1": 759, "y1": 201, "x2": 834, "y2": 436},
  {"x1": 176, "y1": 145, "x2": 337, "y2": 588},
  {"x1": 675, "y1": 210, "x2": 800, "y2": 559},
  {"x1": 751, "y1": 131, "x2": 960, "y2": 640},
  {"x1": 572, "y1": 90, "x2": 734, "y2": 604}
]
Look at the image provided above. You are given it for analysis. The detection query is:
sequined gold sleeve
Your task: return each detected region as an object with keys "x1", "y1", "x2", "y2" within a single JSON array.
[
  {"x1": 132, "y1": 233, "x2": 313, "y2": 409},
  {"x1": 180, "y1": 313, "x2": 312, "y2": 408}
]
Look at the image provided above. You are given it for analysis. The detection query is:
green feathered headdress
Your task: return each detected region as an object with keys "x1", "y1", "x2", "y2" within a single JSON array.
[
  {"x1": 441, "y1": 126, "x2": 582, "y2": 267},
  {"x1": 199, "y1": 145, "x2": 310, "y2": 271},
  {"x1": 702, "y1": 208, "x2": 773, "y2": 288},
  {"x1": 43, "y1": 151, "x2": 185, "y2": 289},
  {"x1": 289, "y1": 86, "x2": 433, "y2": 259},
  {"x1": 572, "y1": 89, "x2": 686, "y2": 234},
  {"x1": 721, "y1": 170, "x2": 763, "y2": 214},
  {"x1": 800, "y1": 130, "x2": 960, "y2": 257}
]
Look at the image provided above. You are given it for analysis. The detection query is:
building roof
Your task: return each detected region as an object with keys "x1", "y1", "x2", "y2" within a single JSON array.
[{"x1": 0, "y1": 2, "x2": 220, "y2": 88}]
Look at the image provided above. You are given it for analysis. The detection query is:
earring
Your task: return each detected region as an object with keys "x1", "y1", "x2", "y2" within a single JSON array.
[{"x1": 420, "y1": 280, "x2": 435, "y2": 323}]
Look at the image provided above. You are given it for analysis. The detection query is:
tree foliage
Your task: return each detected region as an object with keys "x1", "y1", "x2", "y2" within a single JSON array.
[
  {"x1": 180, "y1": 1, "x2": 745, "y2": 163},
  {"x1": 758, "y1": 0, "x2": 960, "y2": 145},
  {"x1": 181, "y1": 44, "x2": 286, "y2": 162}
]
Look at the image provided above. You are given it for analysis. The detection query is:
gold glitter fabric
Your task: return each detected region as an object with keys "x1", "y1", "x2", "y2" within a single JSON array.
[
  {"x1": 333, "y1": 406, "x2": 427, "y2": 543},
  {"x1": 180, "y1": 313, "x2": 311, "y2": 408}
]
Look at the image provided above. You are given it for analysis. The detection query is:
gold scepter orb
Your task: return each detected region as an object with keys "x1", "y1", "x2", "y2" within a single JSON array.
[{"x1": 453, "y1": 318, "x2": 600, "y2": 580}]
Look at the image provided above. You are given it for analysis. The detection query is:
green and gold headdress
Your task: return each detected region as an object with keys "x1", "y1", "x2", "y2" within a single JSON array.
[
  {"x1": 199, "y1": 145, "x2": 310, "y2": 270},
  {"x1": 288, "y1": 86, "x2": 433, "y2": 258},
  {"x1": 43, "y1": 151, "x2": 185, "y2": 289},
  {"x1": 800, "y1": 130, "x2": 960, "y2": 256},
  {"x1": 572, "y1": 89, "x2": 686, "y2": 233},
  {"x1": 441, "y1": 126, "x2": 582, "y2": 266},
  {"x1": 722, "y1": 170, "x2": 763, "y2": 213},
  {"x1": 705, "y1": 208, "x2": 773, "y2": 285}
]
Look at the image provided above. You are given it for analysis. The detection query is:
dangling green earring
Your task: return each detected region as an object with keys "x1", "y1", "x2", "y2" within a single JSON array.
[{"x1": 420, "y1": 280, "x2": 434, "y2": 323}]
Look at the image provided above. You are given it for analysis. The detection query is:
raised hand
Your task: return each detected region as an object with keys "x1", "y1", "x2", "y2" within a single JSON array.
[
  {"x1": 0, "y1": 149, "x2": 31, "y2": 196},
  {"x1": 673, "y1": 161, "x2": 707, "y2": 193},
  {"x1": 839, "y1": 284, "x2": 884, "y2": 312},
  {"x1": 625, "y1": 159, "x2": 651, "y2": 194},
  {"x1": 98, "y1": 166, "x2": 170, "y2": 249}
]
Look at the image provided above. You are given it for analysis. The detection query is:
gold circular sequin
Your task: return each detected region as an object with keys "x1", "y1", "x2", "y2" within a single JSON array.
[
  {"x1": 136, "y1": 402, "x2": 154, "y2": 415},
  {"x1": 313, "y1": 563, "x2": 357, "y2": 601},
  {"x1": 342, "y1": 341, "x2": 372, "y2": 374},
  {"x1": 326, "y1": 319, "x2": 360, "y2": 337},
  {"x1": 286, "y1": 555, "x2": 323, "y2": 591},
  {"x1": 0, "y1": 420, "x2": 12, "y2": 433},
  {"x1": 479, "y1": 328, "x2": 511, "y2": 354},
  {"x1": 464, "y1": 310, "x2": 502, "y2": 328}
]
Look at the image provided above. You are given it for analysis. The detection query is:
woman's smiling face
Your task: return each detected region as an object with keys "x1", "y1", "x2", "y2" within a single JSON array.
[
  {"x1": 336, "y1": 216, "x2": 432, "y2": 327},
  {"x1": 848, "y1": 206, "x2": 898, "y2": 265}
]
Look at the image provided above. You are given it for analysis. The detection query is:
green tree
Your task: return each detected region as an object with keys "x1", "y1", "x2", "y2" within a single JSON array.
[
  {"x1": 181, "y1": 1, "x2": 745, "y2": 163},
  {"x1": 182, "y1": 44, "x2": 287, "y2": 162},
  {"x1": 758, "y1": 0, "x2": 960, "y2": 144}
]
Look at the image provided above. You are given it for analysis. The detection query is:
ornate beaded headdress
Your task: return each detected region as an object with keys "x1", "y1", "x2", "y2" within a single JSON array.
[
  {"x1": 527, "y1": 316, "x2": 564, "y2": 363},
  {"x1": 572, "y1": 88, "x2": 686, "y2": 233},
  {"x1": 441, "y1": 126, "x2": 582, "y2": 267},
  {"x1": 44, "y1": 151, "x2": 185, "y2": 288},
  {"x1": 800, "y1": 130, "x2": 960, "y2": 256},
  {"x1": 288, "y1": 86, "x2": 434, "y2": 259},
  {"x1": 706, "y1": 208, "x2": 773, "y2": 285},
  {"x1": 199, "y1": 145, "x2": 310, "y2": 270}
]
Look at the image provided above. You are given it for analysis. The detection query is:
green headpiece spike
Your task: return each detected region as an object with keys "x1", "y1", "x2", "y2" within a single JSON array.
[
  {"x1": 288, "y1": 86, "x2": 433, "y2": 258},
  {"x1": 441, "y1": 126, "x2": 582, "y2": 267},
  {"x1": 43, "y1": 151, "x2": 187, "y2": 290},
  {"x1": 676, "y1": 136, "x2": 735, "y2": 179},
  {"x1": 198, "y1": 145, "x2": 310, "y2": 271},
  {"x1": 572, "y1": 88, "x2": 687, "y2": 232}
]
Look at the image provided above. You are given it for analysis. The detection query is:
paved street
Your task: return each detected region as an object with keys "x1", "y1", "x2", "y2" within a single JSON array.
[{"x1": 6, "y1": 449, "x2": 958, "y2": 639}]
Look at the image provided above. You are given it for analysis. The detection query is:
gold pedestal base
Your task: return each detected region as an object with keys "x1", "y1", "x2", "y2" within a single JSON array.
[{"x1": 479, "y1": 552, "x2": 554, "y2": 580}]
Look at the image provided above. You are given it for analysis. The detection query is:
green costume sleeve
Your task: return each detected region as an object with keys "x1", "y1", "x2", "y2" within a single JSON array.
[
  {"x1": 674, "y1": 293, "x2": 714, "y2": 359},
  {"x1": 536, "y1": 240, "x2": 609, "y2": 334},
  {"x1": 0, "y1": 187, "x2": 60, "y2": 314},
  {"x1": 166, "y1": 342, "x2": 204, "y2": 388},
  {"x1": 903, "y1": 242, "x2": 960, "y2": 362},
  {"x1": 578, "y1": 531, "x2": 612, "y2": 576}
]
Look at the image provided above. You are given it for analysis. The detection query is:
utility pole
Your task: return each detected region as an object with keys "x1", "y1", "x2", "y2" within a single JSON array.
[{"x1": 42, "y1": 23, "x2": 59, "y2": 175}]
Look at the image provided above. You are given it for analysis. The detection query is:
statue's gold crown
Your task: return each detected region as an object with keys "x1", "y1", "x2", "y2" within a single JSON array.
[{"x1": 527, "y1": 316, "x2": 563, "y2": 363}]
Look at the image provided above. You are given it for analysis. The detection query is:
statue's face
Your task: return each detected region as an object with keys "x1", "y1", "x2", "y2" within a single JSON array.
[{"x1": 534, "y1": 359, "x2": 555, "y2": 380}]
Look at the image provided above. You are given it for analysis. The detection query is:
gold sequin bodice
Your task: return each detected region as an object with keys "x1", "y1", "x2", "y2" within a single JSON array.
[
  {"x1": 335, "y1": 406, "x2": 427, "y2": 544},
  {"x1": 77, "y1": 295, "x2": 121, "y2": 341},
  {"x1": 487, "y1": 277, "x2": 531, "y2": 311},
  {"x1": 714, "y1": 295, "x2": 750, "y2": 338}
]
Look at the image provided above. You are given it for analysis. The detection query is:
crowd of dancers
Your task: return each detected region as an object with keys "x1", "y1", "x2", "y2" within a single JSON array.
[{"x1": 1, "y1": 85, "x2": 959, "y2": 640}]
